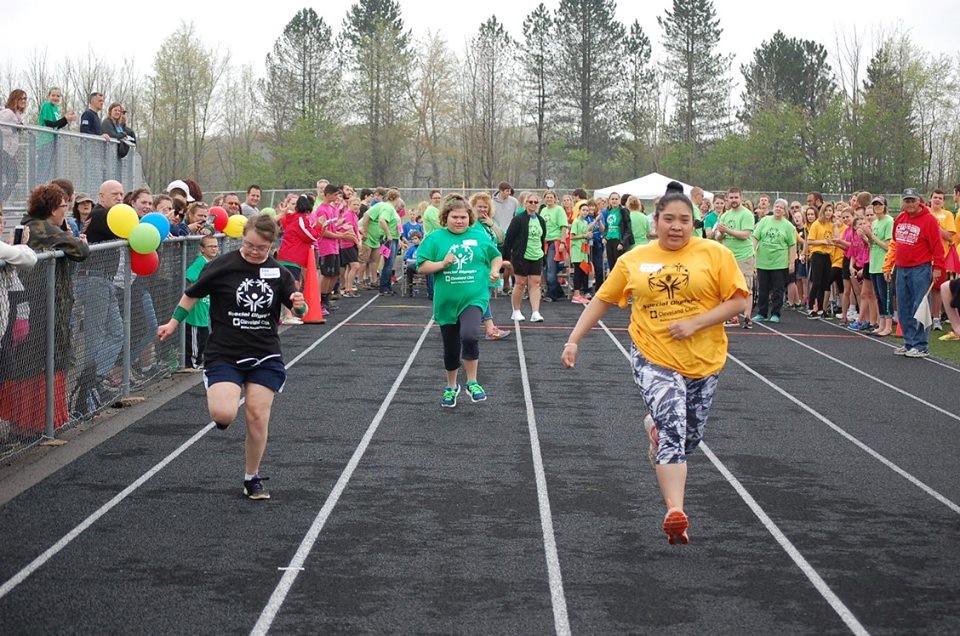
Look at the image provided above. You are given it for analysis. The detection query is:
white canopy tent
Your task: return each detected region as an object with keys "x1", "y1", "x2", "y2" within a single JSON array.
[{"x1": 592, "y1": 172, "x2": 712, "y2": 200}]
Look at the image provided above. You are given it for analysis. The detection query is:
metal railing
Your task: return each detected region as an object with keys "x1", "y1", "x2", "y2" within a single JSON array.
[
  {"x1": 0, "y1": 235, "x2": 240, "y2": 459},
  {"x1": 0, "y1": 121, "x2": 146, "y2": 232}
]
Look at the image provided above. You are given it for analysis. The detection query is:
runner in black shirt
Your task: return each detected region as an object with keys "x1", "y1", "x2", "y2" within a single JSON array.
[{"x1": 158, "y1": 215, "x2": 307, "y2": 499}]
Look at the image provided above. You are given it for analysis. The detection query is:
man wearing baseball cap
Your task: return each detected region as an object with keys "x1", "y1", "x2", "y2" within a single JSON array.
[{"x1": 885, "y1": 188, "x2": 945, "y2": 357}]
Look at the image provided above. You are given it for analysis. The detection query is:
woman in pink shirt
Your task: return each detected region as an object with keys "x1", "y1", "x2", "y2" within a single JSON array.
[
  {"x1": 849, "y1": 211, "x2": 878, "y2": 331},
  {"x1": 339, "y1": 196, "x2": 363, "y2": 297}
]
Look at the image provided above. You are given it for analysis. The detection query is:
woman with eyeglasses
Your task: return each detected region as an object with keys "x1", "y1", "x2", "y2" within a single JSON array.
[
  {"x1": 0, "y1": 184, "x2": 89, "y2": 435},
  {"x1": 158, "y1": 215, "x2": 306, "y2": 500},
  {"x1": 0, "y1": 90, "x2": 28, "y2": 206},
  {"x1": 503, "y1": 192, "x2": 547, "y2": 322}
]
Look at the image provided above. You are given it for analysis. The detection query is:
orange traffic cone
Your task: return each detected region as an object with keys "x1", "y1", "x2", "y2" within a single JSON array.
[
  {"x1": 895, "y1": 320, "x2": 902, "y2": 337},
  {"x1": 302, "y1": 247, "x2": 325, "y2": 324}
]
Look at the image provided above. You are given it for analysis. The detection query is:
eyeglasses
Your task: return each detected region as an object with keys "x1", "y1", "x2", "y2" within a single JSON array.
[
  {"x1": 242, "y1": 240, "x2": 271, "y2": 253},
  {"x1": 527, "y1": 200, "x2": 540, "y2": 205}
]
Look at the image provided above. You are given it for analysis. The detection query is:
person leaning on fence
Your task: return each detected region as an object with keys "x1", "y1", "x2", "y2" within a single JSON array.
[
  {"x1": 0, "y1": 221, "x2": 39, "y2": 443},
  {"x1": 0, "y1": 184, "x2": 89, "y2": 434},
  {"x1": 0, "y1": 89, "x2": 28, "y2": 208},
  {"x1": 562, "y1": 181, "x2": 750, "y2": 545},
  {"x1": 36, "y1": 87, "x2": 77, "y2": 183},
  {"x1": 157, "y1": 214, "x2": 306, "y2": 500}
]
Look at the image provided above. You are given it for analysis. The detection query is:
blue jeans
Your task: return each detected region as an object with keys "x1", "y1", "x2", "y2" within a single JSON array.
[
  {"x1": 378, "y1": 239, "x2": 398, "y2": 292},
  {"x1": 895, "y1": 263, "x2": 932, "y2": 352},
  {"x1": 545, "y1": 241, "x2": 565, "y2": 299}
]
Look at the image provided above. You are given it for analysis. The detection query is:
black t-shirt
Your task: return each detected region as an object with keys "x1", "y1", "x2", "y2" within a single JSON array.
[{"x1": 186, "y1": 250, "x2": 297, "y2": 365}]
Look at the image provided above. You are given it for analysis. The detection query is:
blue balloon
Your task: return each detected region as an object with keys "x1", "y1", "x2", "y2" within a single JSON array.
[{"x1": 140, "y1": 212, "x2": 171, "y2": 239}]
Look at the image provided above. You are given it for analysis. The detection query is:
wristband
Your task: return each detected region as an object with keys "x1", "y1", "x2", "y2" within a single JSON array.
[
  {"x1": 293, "y1": 301, "x2": 308, "y2": 317},
  {"x1": 172, "y1": 305, "x2": 189, "y2": 322},
  {"x1": 563, "y1": 342, "x2": 578, "y2": 348}
]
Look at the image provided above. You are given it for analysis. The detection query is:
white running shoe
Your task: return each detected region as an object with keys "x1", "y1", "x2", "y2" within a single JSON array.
[
  {"x1": 530, "y1": 311, "x2": 544, "y2": 323},
  {"x1": 511, "y1": 310, "x2": 526, "y2": 322}
]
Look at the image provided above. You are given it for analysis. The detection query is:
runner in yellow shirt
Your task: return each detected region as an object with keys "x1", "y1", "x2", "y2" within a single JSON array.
[{"x1": 561, "y1": 181, "x2": 749, "y2": 545}]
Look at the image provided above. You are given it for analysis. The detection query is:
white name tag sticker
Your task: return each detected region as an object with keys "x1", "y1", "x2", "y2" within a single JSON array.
[
  {"x1": 462, "y1": 239, "x2": 478, "y2": 247},
  {"x1": 639, "y1": 263, "x2": 662, "y2": 273},
  {"x1": 260, "y1": 267, "x2": 281, "y2": 279}
]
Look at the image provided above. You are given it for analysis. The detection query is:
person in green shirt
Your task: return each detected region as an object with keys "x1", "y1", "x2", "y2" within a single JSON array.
[
  {"x1": 420, "y1": 189, "x2": 443, "y2": 298},
  {"x1": 569, "y1": 199, "x2": 597, "y2": 304},
  {"x1": 604, "y1": 192, "x2": 631, "y2": 268},
  {"x1": 751, "y1": 198, "x2": 797, "y2": 322},
  {"x1": 860, "y1": 195, "x2": 894, "y2": 336},
  {"x1": 541, "y1": 190, "x2": 570, "y2": 301},
  {"x1": 36, "y1": 87, "x2": 77, "y2": 183},
  {"x1": 417, "y1": 195, "x2": 502, "y2": 408},
  {"x1": 626, "y1": 196, "x2": 651, "y2": 248},
  {"x1": 184, "y1": 235, "x2": 220, "y2": 368},
  {"x1": 715, "y1": 187, "x2": 756, "y2": 327},
  {"x1": 360, "y1": 189, "x2": 401, "y2": 293},
  {"x1": 502, "y1": 192, "x2": 547, "y2": 323}
]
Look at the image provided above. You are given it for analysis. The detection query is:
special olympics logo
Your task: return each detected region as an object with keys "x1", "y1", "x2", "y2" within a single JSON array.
[
  {"x1": 448, "y1": 244, "x2": 474, "y2": 271},
  {"x1": 647, "y1": 264, "x2": 690, "y2": 300},
  {"x1": 236, "y1": 278, "x2": 274, "y2": 312}
]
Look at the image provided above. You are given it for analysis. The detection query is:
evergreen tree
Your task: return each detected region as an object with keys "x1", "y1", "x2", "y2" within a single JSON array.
[
  {"x1": 342, "y1": 0, "x2": 413, "y2": 185},
  {"x1": 740, "y1": 30, "x2": 835, "y2": 123},
  {"x1": 658, "y1": 0, "x2": 731, "y2": 179},
  {"x1": 554, "y1": 0, "x2": 626, "y2": 184},
  {"x1": 521, "y1": 4, "x2": 555, "y2": 188},
  {"x1": 620, "y1": 20, "x2": 655, "y2": 178}
]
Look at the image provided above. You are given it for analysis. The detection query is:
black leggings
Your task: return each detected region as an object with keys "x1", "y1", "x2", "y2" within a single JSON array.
[
  {"x1": 440, "y1": 306, "x2": 482, "y2": 371},
  {"x1": 606, "y1": 239, "x2": 623, "y2": 269},
  {"x1": 808, "y1": 252, "x2": 833, "y2": 311}
]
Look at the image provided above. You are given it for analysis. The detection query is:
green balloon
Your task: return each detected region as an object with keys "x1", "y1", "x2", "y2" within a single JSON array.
[
  {"x1": 129, "y1": 223, "x2": 162, "y2": 255},
  {"x1": 261, "y1": 207, "x2": 276, "y2": 217}
]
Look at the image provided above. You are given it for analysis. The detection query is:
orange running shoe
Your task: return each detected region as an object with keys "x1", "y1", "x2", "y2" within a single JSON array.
[{"x1": 663, "y1": 509, "x2": 689, "y2": 544}]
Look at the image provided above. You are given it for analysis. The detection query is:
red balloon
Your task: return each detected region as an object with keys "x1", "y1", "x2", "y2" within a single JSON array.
[
  {"x1": 130, "y1": 249, "x2": 160, "y2": 276},
  {"x1": 209, "y1": 206, "x2": 229, "y2": 231}
]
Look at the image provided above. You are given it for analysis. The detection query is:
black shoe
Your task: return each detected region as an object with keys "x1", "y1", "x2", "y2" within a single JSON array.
[{"x1": 243, "y1": 475, "x2": 270, "y2": 500}]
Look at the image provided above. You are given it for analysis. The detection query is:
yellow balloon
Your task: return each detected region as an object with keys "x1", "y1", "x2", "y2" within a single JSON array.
[
  {"x1": 107, "y1": 204, "x2": 140, "y2": 239},
  {"x1": 224, "y1": 214, "x2": 247, "y2": 238}
]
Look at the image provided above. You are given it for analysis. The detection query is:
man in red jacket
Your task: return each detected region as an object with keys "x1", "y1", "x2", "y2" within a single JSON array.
[{"x1": 889, "y1": 188, "x2": 945, "y2": 358}]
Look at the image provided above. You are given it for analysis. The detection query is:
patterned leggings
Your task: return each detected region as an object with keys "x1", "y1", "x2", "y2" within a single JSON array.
[{"x1": 630, "y1": 346, "x2": 719, "y2": 464}]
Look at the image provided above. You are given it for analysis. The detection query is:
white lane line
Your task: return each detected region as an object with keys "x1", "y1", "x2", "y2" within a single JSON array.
[
  {"x1": 726, "y1": 353, "x2": 960, "y2": 515},
  {"x1": 0, "y1": 296, "x2": 380, "y2": 602},
  {"x1": 755, "y1": 322, "x2": 960, "y2": 422},
  {"x1": 598, "y1": 323, "x2": 870, "y2": 636},
  {"x1": 251, "y1": 319, "x2": 434, "y2": 636},
  {"x1": 515, "y1": 321, "x2": 571, "y2": 636},
  {"x1": 810, "y1": 316, "x2": 960, "y2": 374}
]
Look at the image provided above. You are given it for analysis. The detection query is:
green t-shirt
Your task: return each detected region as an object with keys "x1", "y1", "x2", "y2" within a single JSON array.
[
  {"x1": 524, "y1": 215, "x2": 545, "y2": 260},
  {"x1": 704, "y1": 211, "x2": 718, "y2": 233},
  {"x1": 629, "y1": 211, "x2": 650, "y2": 247},
  {"x1": 719, "y1": 207, "x2": 756, "y2": 261},
  {"x1": 37, "y1": 101, "x2": 61, "y2": 146},
  {"x1": 752, "y1": 216, "x2": 797, "y2": 270},
  {"x1": 542, "y1": 205, "x2": 569, "y2": 241},
  {"x1": 570, "y1": 218, "x2": 590, "y2": 263},
  {"x1": 869, "y1": 214, "x2": 893, "y2": 274},
  {"x1": 605, "y1": 208, "x2": 621, "y2": 240},
  {"x1": 185, "y1": 254, "x2": 211, "y2": 327},
  {"x1": 422, "y1": 206, "x2": 441, "y2": 236},
  {"x1": 364, "y1": 202, "x2": 398, "y2": 247},
  {"x1": 416, "y1": 224, "x2": 500, "y2": 325}
]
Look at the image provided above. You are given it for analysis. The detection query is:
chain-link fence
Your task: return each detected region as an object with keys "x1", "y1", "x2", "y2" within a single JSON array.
[
  {"x1": 0, "y1": 234, "x2": 240, "y2": 459},
  {"x1": 0, "y1": 121, "x2": 146, "y2": 234}
]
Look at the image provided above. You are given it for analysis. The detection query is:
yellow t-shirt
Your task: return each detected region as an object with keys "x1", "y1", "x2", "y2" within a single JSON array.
[
  {"x1": 933, "y1": 209, "x2": 956, "y2": 254},
  {"x1": 807, "y1": 220, "x2": 834, "y2": 256},
  {"x1": 596, "y1": 237, "x2": 749, "y2": 379},
  {"x1": 831, "y1": 222, "x2": 848, "y2": 268}
]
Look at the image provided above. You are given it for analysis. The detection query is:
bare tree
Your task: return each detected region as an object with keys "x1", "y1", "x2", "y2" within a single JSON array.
[{"x1": 408, "y1": 31, "x2": 457, "y2": 186}]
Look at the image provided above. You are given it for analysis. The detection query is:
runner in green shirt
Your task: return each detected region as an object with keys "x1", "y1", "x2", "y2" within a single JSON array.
[{"x1": 417, "y1": 195, "x2": 502, "y2": 408}]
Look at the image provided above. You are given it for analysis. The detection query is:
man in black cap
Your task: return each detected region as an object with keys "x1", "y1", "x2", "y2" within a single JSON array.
[{"x1": 884, "y1": 188, "x2": 945, "y2": 358}]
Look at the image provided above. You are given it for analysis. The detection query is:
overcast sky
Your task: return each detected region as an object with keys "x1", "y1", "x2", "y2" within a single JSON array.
[{"x1": 2, "y1": 0, "x2": 955, "y2": 92}]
